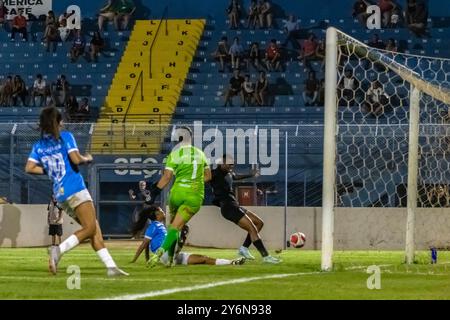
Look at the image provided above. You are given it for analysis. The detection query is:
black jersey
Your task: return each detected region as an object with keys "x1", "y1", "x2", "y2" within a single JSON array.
[{"x1": 211, "y1": 167, "x2": 237, "y2": 205}]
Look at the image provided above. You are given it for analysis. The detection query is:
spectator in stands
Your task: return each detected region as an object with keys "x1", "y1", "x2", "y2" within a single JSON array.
[
  {"x1": 43, "y1": 11, "x2": 58, "y2": 52},
  {"x1": 229, "y1": 37, "x2": 244, "y2": 70},
  {"x1": 427, "y1": 184, "x2": 449, "y2": 208},
  {"x1": 11, "y1": 11, "x2": 28, "y2": 42},
  {"x1": 368, "y1": 33, "x2": 385, "y2": 49},
  {"x1": 317, "y1": 79, "x2": 325, "y2": 106},
  {"x1": 302, "y1": 71, "x2": 319, "y2": 106},
  {"x1": 265, "y1": 39, "x2": 281, "y2": 71},
  {"x1": 389, "y1": 7, "x2": 401, "y2": 28},
  {"x1": 32, "y1": 74, "x2": 47, "y2": 107},
  {"x1": 298, "y1": 33, "x2": 318, "y2": 71},
  {"x1": 363, "y1": 80, "x2": 389, "y2": 117},
  {"x1": 352, "y1": 0, "x2": 369, "y2": 26},
  {"x1": 52, "y1": 75, "x2": 70, "y2": 107},
  {"x1": 65, "y1": 95, "x2": 79, "y2": 120},
  {"x1": 258, "y1": 0, "x2": 273, "y2": 29},
  {"x1": 282, "y1": 14, "x2": 300, "y2": 50},
  {"x1": 90, "y1": 31, "x2": 105, "y2": 62},
  {"x1": 227, "y1": 0, "x2": 241, "y2": 29},
  {"x1": 338, "y1": 69, "x2": 359, "y2": 106},
  {"x1": 70, "y1": 29, "x2": 86, "y2": 62},
  {"x1": 0, "y1": 76, "x2": 13, "y2": 107},
  {"x1": 378, "y1": 0, "x2": 397, "y2": 27},
  {"x1": 255, "y1": 71, "x2": 268, "y2": 106},
  {"x1": 43, "y1": 11, "x2": 56, "y2": 39},
  {"x1": 385, "y1": 38, "x2": 398, "y2": 52},
  {"x1": 99, "y1": 0, "x2": 136, "y2": 31},
  {"x1": 246, "y1": 42, "x2": 261, "y2": 71},
  {"x1": 11, "y1": 75, "x2": 27, "y2": 107},
  {"x1": 247, "y1": 0, "x2": 259, "y2": 29},
  {"x1": 0, "y1": 1, "x2": 9, "y2": 29},
  {"x1": 406, "y1": 1, "x2": 428, "y2": 37},
  {"x1": 77, "y1": 97, "x2": 90, "y2": 121},
  {"x1": 58, "y1": 16, "x2": 71, "y2": 42},
  {"x1": 241, "y1": 74, "x2": 256, "y2": 106},
  {"x1": 213, "y1": 36, "x2": 230, "y2": 73},
  {"x1": 315, "y1": 40, "x2": 326, "y2": 70},
  {"x1": 224, "y1": 69, "x2": 244, "y2": 107}
]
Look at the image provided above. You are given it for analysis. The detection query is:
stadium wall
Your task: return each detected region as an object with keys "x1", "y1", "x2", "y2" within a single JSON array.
[
  {"x1": 0, "y1": 204, "x2": 80, "y2": 248},
  {"x1": 187, "y1": 206, "x2": 450, "y2": 250}
]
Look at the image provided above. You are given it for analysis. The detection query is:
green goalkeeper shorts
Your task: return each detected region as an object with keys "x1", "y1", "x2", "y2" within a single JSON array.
[{"x1": 168, "y1": 188, "x2": 203, "y2": 223}]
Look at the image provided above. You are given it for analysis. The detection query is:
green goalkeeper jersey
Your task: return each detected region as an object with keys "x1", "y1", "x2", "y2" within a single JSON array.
[{"x1": 165, "y1": 145, "x2": 209, "y2": 197}]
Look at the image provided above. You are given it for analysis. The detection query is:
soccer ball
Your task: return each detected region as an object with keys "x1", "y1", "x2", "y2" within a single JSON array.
[{"x1": 289, "y1": 232, "x2": 306, "y2": 248}]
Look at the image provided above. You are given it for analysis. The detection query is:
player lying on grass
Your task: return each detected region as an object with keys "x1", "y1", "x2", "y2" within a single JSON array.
[
  {"x1": 130, "y1": 206, "x2": 245, "y2": 266},
  {"x1": 25, "y1": 107, "x2": 128, "y2": 277}
]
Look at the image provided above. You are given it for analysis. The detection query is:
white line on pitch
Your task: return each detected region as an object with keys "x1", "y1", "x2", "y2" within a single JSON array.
[{"x1": 103, "y1": 272, "x2": 322, "y2": 300}]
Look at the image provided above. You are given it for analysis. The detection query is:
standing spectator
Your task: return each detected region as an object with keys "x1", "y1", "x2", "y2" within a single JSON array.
[
  {"x1": 52, "y1": 75, "x2": 70, "y2": 107},
  {"x1": 265, "y1": 39, "x2": 281, "y2": 71},
  {"x1": 212, "y1": 36, "x2": 230, "y2": 73},
  {"x1": 255, "y1": 71, "x2": 268, "y2": 106},
  {"x1": 241, "y1": 74, "x2": 257, "y2": 106},
  {"x1": 11, "y1": 11, "x2": 28, "y2": 42},
  {"x1": 378, "y1": 0, "x2": 397, "y2": 27},
  {"x1": 90, "y1": 31, "x2": 105, "y2": 62},
  {"x1": 32, "y1": 74, "x2": 47, "y2": 107},
  {"x1": 246, "y1": 42, "x2": 261, "y2": 71},
  {"x1": 70, "y1": 29, "x2": 85, "y2": 62},
  {"x1": 298, "y1": 33, "x2": 318, "y2": 71},
  {"x1": 58, "y1": 17, "x2": 71, "y2": 42},
  {"x1": 65, "y1": 95, "x2": 79, "y2": 120},
  {"x1": 363, "y1": 80, "x2": 389, "y2": 116},
  {"x1": 302, "y1": 71, "x2": 319, "y2": 106},
  {"x1": 0, "y1": 76, "x2": 13, "y2": 107},
  {"x1": 227, "y1": 0, "x2": 241, "y2": 30},
  {"x1": 43, "y1": 11, "x2": 58, "y2": 52},
  {"x1": 229, "y1": 37, "x2": 244, "y2": 70},
  {"x1": 48, "y1": 194, "x2": 64, "y2": 246},
  {"x1": 224, "y1": 69, "x2": 244, "y2": 107},
  {"x1": 282, "y1": 14, "x2": 300, "y2": 50},
  {"x1": 0, "y1": 1, "x2": 9, "y2": 29},
  {"x1": 246, "y1": 0, "x2": 259, "y2": 29},
  {"x1": 368, "y1": 33, "x2": 385, "y2": 49},
  {"x1": 385, "y1": 38, "x2": 398, "y2": 52},
  {"x1": 352, "y1": 0, "x2": 369, "y2": 26},
  {"x1": 11, "y1": 75, "x2": 27, "y2": 107},
  {"x1": 43, "y1": 11, "x2": 56, "y2": 40},
  {"x1": 338, "y1": 69, "x2": 359, "y2": 106},
  {"x1": 258, "y1": 0, "x2": 273, "y2": 29},
  {"x1": 406, "y1": 1, "x2": 428, "y2": 37}
]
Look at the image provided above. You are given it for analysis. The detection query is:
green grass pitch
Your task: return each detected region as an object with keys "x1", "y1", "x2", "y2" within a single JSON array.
[{"x1": 1, "y1": 241, "x2": 450, "y2": 300}]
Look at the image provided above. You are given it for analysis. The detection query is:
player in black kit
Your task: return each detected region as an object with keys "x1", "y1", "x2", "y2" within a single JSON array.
[{"x1": 210, "y1": 154, "x2": 281, "y2": 264}]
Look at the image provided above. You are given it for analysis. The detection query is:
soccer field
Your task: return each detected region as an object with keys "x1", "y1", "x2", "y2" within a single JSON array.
[{"x1": 1, "y1": 241, "x2": 450, "y2": 300}]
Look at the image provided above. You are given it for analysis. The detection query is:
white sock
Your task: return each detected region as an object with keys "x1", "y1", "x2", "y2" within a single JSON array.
[
  {"x1": 215, "y1": 259, "x2": 232, "y2": 265},
  {"x1": 96, "y1": 248, "x2": 117, "y2": 268},
  {"x1": 59, "y1": 235, "x2": 79, "y2": 255}
]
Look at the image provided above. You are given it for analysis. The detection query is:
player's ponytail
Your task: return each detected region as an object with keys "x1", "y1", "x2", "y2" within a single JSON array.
[
  {"x1": 39, "y1": 106, "x2": 62, "y2": 140},
  {"x1": 130, "y1": 206, "x2": 159, "y2": 236}
]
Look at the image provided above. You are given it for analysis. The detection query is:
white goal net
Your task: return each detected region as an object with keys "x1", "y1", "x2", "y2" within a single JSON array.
[{"x1": 322, "y1": 28, "x2": 450, "y2": 270}]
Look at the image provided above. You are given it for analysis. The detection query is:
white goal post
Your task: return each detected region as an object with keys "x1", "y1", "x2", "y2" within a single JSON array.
[{"x1": 321, "y1": 27, "x2": 450, "y2": 271}]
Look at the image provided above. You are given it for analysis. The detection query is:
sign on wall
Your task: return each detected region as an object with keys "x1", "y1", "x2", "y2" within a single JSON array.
[{"x1": 5, "y1": 0, "x2": 52, "y2": 19}]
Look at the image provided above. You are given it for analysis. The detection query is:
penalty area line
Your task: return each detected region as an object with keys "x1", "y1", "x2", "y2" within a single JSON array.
[{"x1": 103, "y1": 271, "x2": 321, "y2": 300}]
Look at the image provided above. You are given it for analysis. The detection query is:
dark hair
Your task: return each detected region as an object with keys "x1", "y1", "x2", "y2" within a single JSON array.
[
  {"x1": 130, "y1": 206, "x2": 161, "y2": 236},
  {"x1": 37, "y1": 74, "x2": 42, "y2": 79},
  {"x1": 39, "y1": 107, "x2": 62, "y2": 139}
]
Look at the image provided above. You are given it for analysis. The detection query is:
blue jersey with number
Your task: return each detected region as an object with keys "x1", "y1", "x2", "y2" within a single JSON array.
[
  {"x1": 28, "y1": 131, "x2": 86, "y2": 202},
  {"x1": 144, "y1": 221, "x2": 167, "y2": 253}
]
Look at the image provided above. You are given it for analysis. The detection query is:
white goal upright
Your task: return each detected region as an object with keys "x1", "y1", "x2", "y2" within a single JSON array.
[{"x1": 322, "y1": 27, "x2": 450, "y2": 271}]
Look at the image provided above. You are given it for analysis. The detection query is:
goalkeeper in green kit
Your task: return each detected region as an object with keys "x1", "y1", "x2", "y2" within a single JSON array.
[{"x1": 147, "y1": 126, "x2": 211, "y2": 267}]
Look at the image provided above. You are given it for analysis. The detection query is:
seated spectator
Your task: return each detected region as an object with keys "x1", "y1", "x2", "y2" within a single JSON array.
[
  {"x1": 227, "y1": 0, "x2": 241, "y2": 30},
  {"x1": 74, "y1": 97, "x2": 90, "y2": 122},
  {"x1": 352, "y1": 0, "x2": 369, "y2": 26},
  {"x1": 258, "y1": 0, "x2": 273, "y2": 29},
  {"x1": 11, "y1": 11, "x2": 28, "y2": 42},
  {"x1": 246, "y1": 0, "x2": 259, "y2": 29},
  {"x1": 65, "y1": 95, "x2": 79, "y2": 120},
  {"x1": 70, "y1": 29, "x2": 86, "y2": 62},
  {"x1": 224, "y1": 69, "x2": 244, "y2": 107},
  {"x1": 282, "y1": 14, "x2": 300, "y2": 50},
  {"x1": 368, "y1": 33, "x2": 385, "y2": 49},
  {"x1": 246, "y1": 42, "x2": 261, "y2": 71},
  {"x1": 255, "y1": 71, "x2": 268, "y2": 106},
  {"x1": 298, "y1": 33, "x2": 318, "y2": 71},
  {"x1": 338, "y1": 69, "x2": 359, "y2": 106},
  {"x1": 212, "y1": 36, "x2": 230, "y2": 73},
  {"x1": 11, "y1": 75, "x2": 27, "y2": 107},
  {"x1": 0, "y1": 1, "x2": 9, "y2": 29},
  {"x1": 363, "y1": 80, "x2": 389, "y2": 117},
  {"x1": 265, "y1": 39, "x2": 281, "y2": 71},
  {"x1": 317, "y1": 79, "x2": 325, "y2": 106},
  {"x1": 229, "y1": 37, "x2": 244, "y2": 70},
  {"x1": 43, "y1": 11, "x2": 56, "y2": 40},
  {"x1": 406, "y1": 1, "x2": 428, "y2": 37},
  {"x1": 385, "y1": 38, "x2": 398, "y2": 52},
  {"x1": 58, "y1": 11, "x2": 75, "y2": 41},
  {"x1": 98, "y1": 0, "x2": 136, "y2": 31},
  {"x1": 241, "y1": 74, "x2": 257, "y2": 106},
  {"x1": 378, "y1": 0, "x2": 397, "y2": 27},
  {"x1": 32, "y1": 74, "x2": 47, "y2": 107},
  {"x1": 303, "y1": 71, "x2": 319, "y2": 106},
  {"x1": 0, "y1": 76, "x2": 13, "y2": 107},
  {"x1": 389, "y1": 7, "x2": 401, "y2": 28},
  {"x1": 90, "y1": 31, "x2": 105, "y2": 62},
  {"x1": 43, "y1": 12, "x2": 59, "y2": 52},
  {"x1": 52, "y1": 75, "x2": 70, "y2": 107}
]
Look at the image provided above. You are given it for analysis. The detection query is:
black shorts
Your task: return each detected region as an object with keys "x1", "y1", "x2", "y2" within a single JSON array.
[
  {"x1": 49, "y1": 224, "x2": 63, "y2": 236},
  {"x1": 220, "y1": 201, "x2": 247, "y2": 224}
]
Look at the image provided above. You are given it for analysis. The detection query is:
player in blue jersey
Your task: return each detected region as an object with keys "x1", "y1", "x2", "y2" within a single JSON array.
[
  {"x1": 130, "y1": 206, "x2": 245, "y2": 266},
  {"x1": 25, "y1": 107, "x2": 128, "y2": 277}
]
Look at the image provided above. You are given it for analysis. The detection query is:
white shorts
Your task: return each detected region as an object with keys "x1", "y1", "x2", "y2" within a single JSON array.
[
  {"x1": 59, "y1": 189, "x2": 93, "y2": 220},
  {"x1": 160, "y1": 251, "x2": 191, "y2": 265}
]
